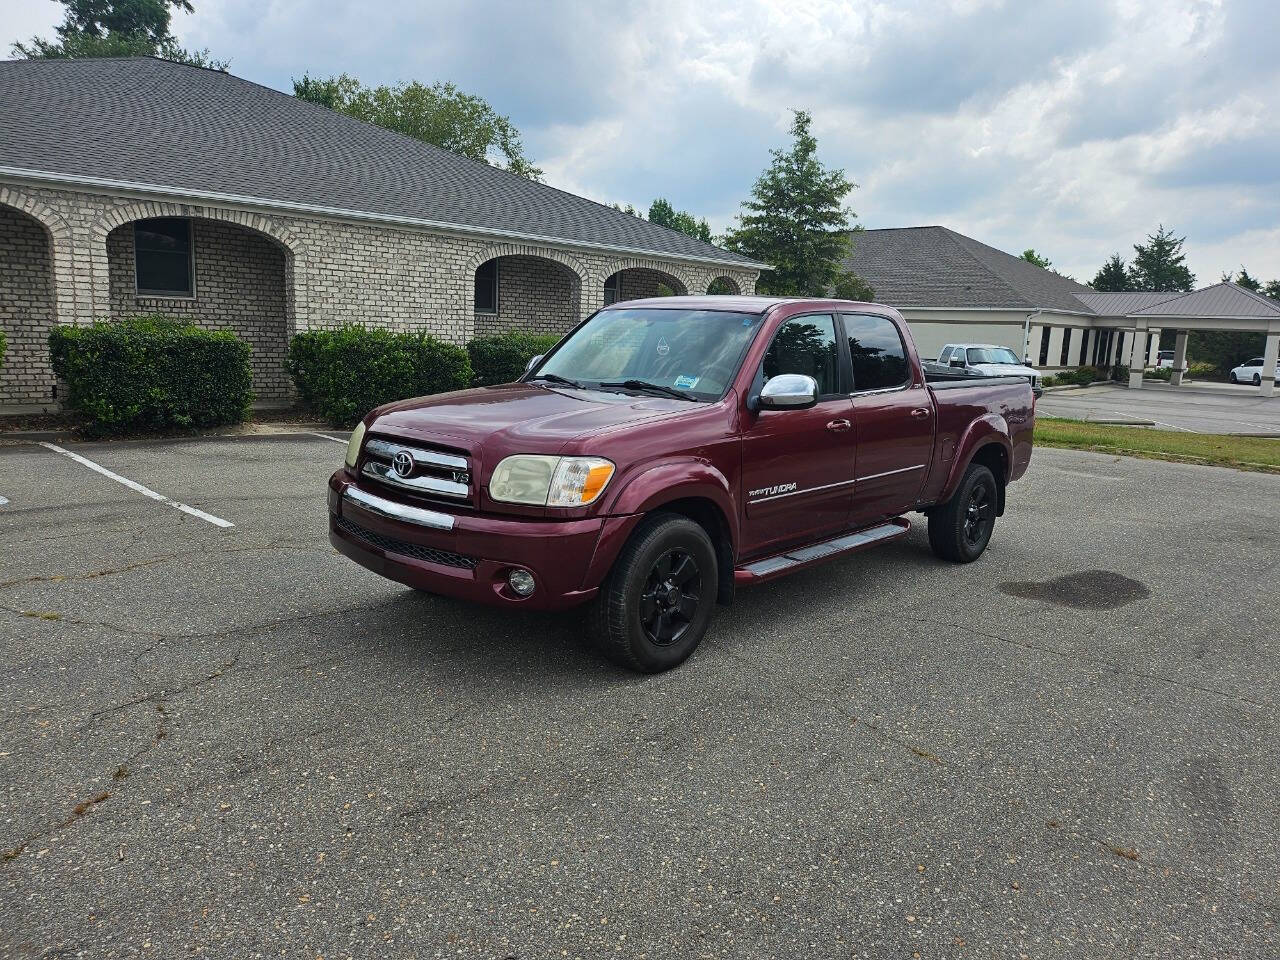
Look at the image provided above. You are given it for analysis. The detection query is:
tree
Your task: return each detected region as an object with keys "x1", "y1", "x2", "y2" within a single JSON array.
[
  {"x1": 11, "y1": 0, "x2": 225, "y2": 69},
  {"x1": 1227, "y1": 266, "x2": 1262, "y2": 293},
  {"x1": 293, "y1": 74, "x2": 541, "y2": 180},
  {"x1": 1263, "y1": 280, "x2": 1280, "y2": 301},
  {"x1": 723, "y1": 110, "x2": 870, "y2": 297},
  {"x1": 1127, "y1": 225, "x2": 1195, "y2": 292},
  {"x1": 647, "y1": 198, "x2": 713, "y2": 244},
  {"x1": 1090, "y1": 253, "x2": 1132, "y2": 291},
  {"x1": 1021, "y1": 249, "x2": 1052, "y2": 269}
]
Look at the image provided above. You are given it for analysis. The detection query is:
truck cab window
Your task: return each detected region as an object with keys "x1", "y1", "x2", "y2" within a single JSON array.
[
  {"x1": 842, "y1": 314, "x2": 910, "y2": 391},
  {"x1": 763, "y1": 315, "x2": 839, "y2": 395}
]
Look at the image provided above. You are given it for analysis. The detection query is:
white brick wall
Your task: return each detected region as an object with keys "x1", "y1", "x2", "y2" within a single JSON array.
[
  {"x1": 0, "y1": 206, "x2": 56, "y2": 406},
  {"x1": 0, "y1": 181, "x2": 760, "y2": 411}
]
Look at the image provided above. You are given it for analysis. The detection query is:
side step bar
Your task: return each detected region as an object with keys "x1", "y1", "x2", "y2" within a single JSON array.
[{"x1": 734, "y1": 518, "x2": 911, "y2": 584}]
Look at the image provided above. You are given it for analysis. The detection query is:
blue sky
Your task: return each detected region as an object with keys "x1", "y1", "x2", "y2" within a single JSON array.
[{"x1": 4, "y1": 0, "x2": 1278, "y2": 284}]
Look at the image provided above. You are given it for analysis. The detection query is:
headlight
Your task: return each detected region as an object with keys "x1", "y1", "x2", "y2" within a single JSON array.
[
  {"x1": 490, "y1": 455, "x2": 615, "y2": 507},
  {"x1": 345, "y1": 420, "x2": 366, "y2": 468}
]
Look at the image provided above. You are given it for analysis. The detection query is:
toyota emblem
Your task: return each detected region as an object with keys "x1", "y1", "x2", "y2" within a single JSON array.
[{"x1": 391, "y1": 450, "x2": 416, "y2": 478}]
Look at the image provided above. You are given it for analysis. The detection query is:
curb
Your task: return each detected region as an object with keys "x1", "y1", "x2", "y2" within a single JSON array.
[{"x1": 0, "y1": 422, "x2": 346, "y2": 445}]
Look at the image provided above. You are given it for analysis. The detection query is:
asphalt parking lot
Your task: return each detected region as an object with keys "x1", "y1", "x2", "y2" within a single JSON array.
[
  {"x1": 1, "y1": 433, "x2": 1277, "y2": 958},
  {"x1": 1038, "y1": 383, "x2": 1280, "y2": 434}
]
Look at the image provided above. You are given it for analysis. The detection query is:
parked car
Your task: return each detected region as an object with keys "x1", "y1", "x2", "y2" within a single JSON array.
[
  {"x1": 1229, "y1": 356, "x2": 1267, "y2": 385},
  {"x1": 328, "y1": 296, "x2": 1035, "y2": 672},
  {"x1": 1154, "y1": 350, "x2": 1177, "y2": 369},
  {"x1": 929, "y1": 343, "x2": 1043, "y2": 397}
]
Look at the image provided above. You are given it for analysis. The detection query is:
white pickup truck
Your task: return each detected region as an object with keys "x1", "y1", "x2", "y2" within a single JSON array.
[{"x1": 933, "y1": 343, "x2": 1044, "y2": 398}]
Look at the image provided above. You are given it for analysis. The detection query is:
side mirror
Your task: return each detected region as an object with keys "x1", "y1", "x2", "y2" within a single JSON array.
[
  {"x1": 523, "y1": 354, "x2": 544, "y2": 376},
  {"x1": 950, "y1": 355, "x2": 967, "y2": 368},
  {"x1": 758, "y1": 373, "x2": 818, "y2": 410}
]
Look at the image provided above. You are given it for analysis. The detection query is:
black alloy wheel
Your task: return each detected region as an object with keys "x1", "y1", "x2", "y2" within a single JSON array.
[{"x1": 639, "y1": 549, "x2": 702, "y2": 647}]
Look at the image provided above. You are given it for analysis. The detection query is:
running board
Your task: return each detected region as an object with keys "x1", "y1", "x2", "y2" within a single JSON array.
[{"x1": 734, "y1": 518, "x2": 911, "y2": 584}]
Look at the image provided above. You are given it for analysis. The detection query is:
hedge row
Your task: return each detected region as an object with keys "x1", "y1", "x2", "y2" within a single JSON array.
[
  {"x1": 47, "y1": 320, "x2": 563, "y2": 433},
  {"x1": 0, "y1": 330, "x2": 7, "y2": 369},
  {"x1": 49, "y1": 315, "x2": 252, "y2": 436}
]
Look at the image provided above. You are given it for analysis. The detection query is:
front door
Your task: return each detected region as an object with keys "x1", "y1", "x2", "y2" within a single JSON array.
[
  {"x1": 841, "y1": 313, "x2": 935, "y2": 526},
  {"x1": 740, "y1": 313, "x2": 854, "y2": 557}
]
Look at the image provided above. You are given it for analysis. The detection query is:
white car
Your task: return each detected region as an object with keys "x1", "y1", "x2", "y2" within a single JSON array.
[
  {"x1": 1154, "y1": 349, "x2": 1176, "y2": 369},
  {"x1": 1229, "y1": 357, "x2": 1268, "y2": 385},
  {"x1": 937, "y1": 343, "x2": 1043, "y2": 397}
]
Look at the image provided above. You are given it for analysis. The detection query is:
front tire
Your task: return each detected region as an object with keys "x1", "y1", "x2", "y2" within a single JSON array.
[
  {"x1": 591, "y1": 513, "x2": 718, "y2": 672},
  {"x1": 1229, "y1": 372, "x2": 1238, "y2": 383},
  {"x1": 928, "y1": 463, "x2": 997, "y2": 563}
]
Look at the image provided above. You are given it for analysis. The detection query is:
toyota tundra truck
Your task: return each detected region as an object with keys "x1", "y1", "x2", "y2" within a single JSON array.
[{"x1": 328, "y1": 296, "x2": 1035, "y2": 672}]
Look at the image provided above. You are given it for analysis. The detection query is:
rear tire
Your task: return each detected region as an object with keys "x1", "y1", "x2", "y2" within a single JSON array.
[
  {"x1": 928, "y1": 463, "x2": 997, "y2": 563},
  {"x1": 590, "y1": 513, "x2": 718, "y2": 673},
  {"x1": 1253, "y1": 373, "x2": 1262, "y2": 386}
]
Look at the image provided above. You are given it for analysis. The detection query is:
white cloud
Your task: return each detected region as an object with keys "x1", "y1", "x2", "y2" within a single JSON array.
[{"x1": 2, "y1": 0, "x2": 1276, "y2": 284}]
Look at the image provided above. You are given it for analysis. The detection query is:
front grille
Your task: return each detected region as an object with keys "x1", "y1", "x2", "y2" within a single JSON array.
[
  {"x1": 362, "y1": 437, "x2": 472, "y2": 504},
  {"x1": 335, "y1": 514, "x2": 478, "y2": 570}
]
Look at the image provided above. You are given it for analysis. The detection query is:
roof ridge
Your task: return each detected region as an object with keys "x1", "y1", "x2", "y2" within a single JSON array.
[
  {"x1": 1222, "y1": 280, "x2": 1280, "y2": 312},
  {"x1": 929, "y1": 227, "x2": 1041, "y2": 309}
]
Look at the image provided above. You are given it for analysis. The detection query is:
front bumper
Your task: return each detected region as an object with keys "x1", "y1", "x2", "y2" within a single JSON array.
[{"x1": 328, "y1": 471, "x2": 626, "y2": 611}]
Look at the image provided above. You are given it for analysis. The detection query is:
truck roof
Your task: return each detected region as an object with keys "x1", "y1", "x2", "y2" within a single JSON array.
[{"x1": 603, "y1": 294, "x2": 885, "y2": 313}]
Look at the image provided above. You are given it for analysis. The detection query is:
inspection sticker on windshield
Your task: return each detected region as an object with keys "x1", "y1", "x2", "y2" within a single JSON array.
[{"x1": 673, "y1": 375, "x2": 700, "y2": 390}]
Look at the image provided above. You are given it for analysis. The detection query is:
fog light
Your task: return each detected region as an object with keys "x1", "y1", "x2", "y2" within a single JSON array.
[{"x1": 507, "y1": 568, "x2": 536, "y2": 597}]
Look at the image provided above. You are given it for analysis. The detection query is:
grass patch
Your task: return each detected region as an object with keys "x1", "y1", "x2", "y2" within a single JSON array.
[{"x1": 1036, "y1": 418, "x2": 1280, "y2": 473}]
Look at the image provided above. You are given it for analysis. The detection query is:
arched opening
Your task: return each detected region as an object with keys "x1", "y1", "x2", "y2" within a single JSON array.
[
  {"x1": 473, "y1": 254, "x2": 582, "y2": 337},
  {"x1": 604, "y1": 268, "x2": 689, "y2": 304},
  {"x1": 706, "y1": 276, "x2": 741, "y2": 296},
  {"x1": 0, "y1": 204, "x2": 57, "y2": 409},
  {"x1": 105, "y1": 216, "x2": 295, "y2": 405}
]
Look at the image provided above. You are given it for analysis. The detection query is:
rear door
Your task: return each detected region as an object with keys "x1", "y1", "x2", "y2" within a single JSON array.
[
  {"x1": 842, "y1": 313, "x2": 935, "y2": 525},
  {"x1": 740, "y1": 313, "x2": 853, "y2": 557}
]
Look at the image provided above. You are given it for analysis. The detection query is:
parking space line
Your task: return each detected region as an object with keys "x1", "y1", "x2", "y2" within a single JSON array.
[
  {"x1": 308, "y1": 432, "x2": 348, "y2": 445},
  {"x1": 37, "y1": 442, "x2": 234, "y2": 528}
]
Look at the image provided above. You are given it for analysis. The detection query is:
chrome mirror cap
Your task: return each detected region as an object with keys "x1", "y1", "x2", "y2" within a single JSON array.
[
  {"x1": 523, "y1": 354, "x2": 545, "y2": 376},
  {"x1": 758, "y1": 373, "x2": 818, "y2": 410}
]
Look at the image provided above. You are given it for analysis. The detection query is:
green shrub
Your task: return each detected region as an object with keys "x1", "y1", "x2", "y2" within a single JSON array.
[
  {"x1": 1144, "y1": 366, "x2": 1173, "y2": 382},
  {"x1": 1110, "y1": 364, "x2": 1130, "y2": 382},
  {"x1": 0, "y1": 330, "x2": 7, "y2": 368},
  {"x1": 1040, "y1": 375, "x2": 1057, "y2": 388},
  {"x1": 286, "y1": 326, "x2": 472, "y2": 426},
  {"x1": 467, "y1": 332, "x2": 562, "y2": 386},
  {"x1": 48, "y1": 315, "x2": 252, "y2": 436},
  {"x1": 1188, "y1": 360, "x2": 1218, "y2": 378}
]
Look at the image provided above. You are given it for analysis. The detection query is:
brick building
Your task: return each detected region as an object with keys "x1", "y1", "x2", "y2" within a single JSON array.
[{"x1": 0, "y1": 57, "x2": 762, "y2": 412}]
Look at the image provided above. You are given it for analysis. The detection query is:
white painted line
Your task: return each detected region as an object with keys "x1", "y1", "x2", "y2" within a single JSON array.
[
  {"x1": 1111, "y1": 410, "x2": 1194, "y2": 433},
  {"x1": 37, "y1": 442, "x2": 234, "y2": 528},
  {"x1": 308, "y1": 432, "x2": 349, "y2": 445},
  {"x1": 0, "y1": 495, "x2": 8, "y2": 506}
]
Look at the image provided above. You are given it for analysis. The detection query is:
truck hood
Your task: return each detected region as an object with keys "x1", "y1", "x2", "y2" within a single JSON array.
[
  {"x1": 368, "y1": 383, "x2": 691, "y2": 453},
  {"x1": 970, "y1": 362, "x2": 1040, "y2": 380}
]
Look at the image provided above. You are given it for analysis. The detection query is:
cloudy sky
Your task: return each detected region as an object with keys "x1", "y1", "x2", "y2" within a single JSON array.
[{"x1": 4, "y1": 0, "x2": 1277, "y2": 284}]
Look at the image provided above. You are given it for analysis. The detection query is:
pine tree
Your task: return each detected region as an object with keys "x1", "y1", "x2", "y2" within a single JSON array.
[
  {"x1": 1021, "y1": 249, "x2": 1052, "y2": 269},
  {"x1": 1090, "y1": 253, "x2": 1131, "y2": 291},
  {"x1": 1128, "y1": 225, "x2": 1195, "y2": 292},
  {"x1": 723, "y1": 110, "x2": 870, "y2": 297},
  {"x1": 11, "y1": 0, "x2": 225, "y2": 69}
]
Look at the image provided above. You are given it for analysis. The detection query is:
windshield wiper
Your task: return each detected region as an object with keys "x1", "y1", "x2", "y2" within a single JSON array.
[
  {"x1": 599, "y1": 379, "x2": 696, "y2": 401},
  {"x1": 527, "y1": 372, "x2": 583, "y2": 389}
]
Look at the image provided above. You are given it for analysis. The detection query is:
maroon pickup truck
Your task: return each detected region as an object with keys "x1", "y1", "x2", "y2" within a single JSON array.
[{"x1": 329, "y1": 296, "x2": 1034, "y2": 671}]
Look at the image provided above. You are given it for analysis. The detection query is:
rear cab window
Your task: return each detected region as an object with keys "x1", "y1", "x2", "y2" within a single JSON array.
[{"x1": 842, "y1": 314, "x2": 911, "y2": 391}]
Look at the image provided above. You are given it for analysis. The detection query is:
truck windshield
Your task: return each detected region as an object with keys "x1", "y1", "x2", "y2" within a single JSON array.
[
  {"x1": 531, "y1": 307, "x2": 762, "y2": 401},
  {"x1": 967, "y1": 347, "x2": 1020, "y2": 365}
]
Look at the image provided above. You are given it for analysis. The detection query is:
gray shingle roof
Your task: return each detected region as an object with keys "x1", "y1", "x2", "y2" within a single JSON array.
[
  {"x1": 0, "y1": 57, "x2": 761, "y2": 268},
  {"x1": 1071, "y1": 291, "x2": 1184, "y2": 315},
  {"x1": 841, "y1": 226, "x2": 1095, "y2": 314},
  {"x1": 1129, "y1": 282, "x2": 1280, "y2": 318}
]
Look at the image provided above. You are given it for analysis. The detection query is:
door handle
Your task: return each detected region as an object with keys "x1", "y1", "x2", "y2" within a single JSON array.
[
  {"x1": 910, "y1": 407, "x2": 931, "y2": 420},
  {"x1": 825, "y1": 418, "x2": 852, "y2": 432}
]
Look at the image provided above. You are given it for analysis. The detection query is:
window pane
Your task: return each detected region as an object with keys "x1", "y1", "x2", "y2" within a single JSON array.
[
  {"x1": 134, "y1": 218, "x2": 191, "y2": 295},
  {"x1": 843, "y1": 314, "x2": 909, "y2": 390},
  {"x1": 474, "y1": 260, "x2": 497, "y2": 312},
  {"x1": 763, "y1": 315, "x2": 838, "y2": 395},
  {"x1": 603, "y1": 272, "x2": 620, "y2": 305},
  {"x1": 938, "y1": 347, "x2": 952, "y2": 362}
]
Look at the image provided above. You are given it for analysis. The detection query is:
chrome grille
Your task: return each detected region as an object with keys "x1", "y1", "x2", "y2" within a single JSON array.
[
  {"x1": 362, "y1": 437, "x2": 471, "y2": 502},
  {"x1": 334, "y1": 514, "x2": 478, "y2": 570}
]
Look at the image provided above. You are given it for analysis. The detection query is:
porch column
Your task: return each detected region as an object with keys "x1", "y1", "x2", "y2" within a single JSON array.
[
  {"x1": 1046, "y1": 326, "x2": 1064, "y2": 367},
  {"x1": 1147, "y1": 328, "x2": 1162, "y2": 365},
  {"x1": 1261, "y1": 332, "x2": 1279, "y2": 399},
  {"x1": 1066, "y1": 327, "x2": 1085, "y2": 366},
  {"x1": 1026, "y1": 324, "x2": 1045, "y2": 365},
  {"x1": 1128, "y1": 327, "x2": 1148, "y2": 389},
  {"x1": 1170, "y1": 331, "x2": 1189, "y2": 386}
]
